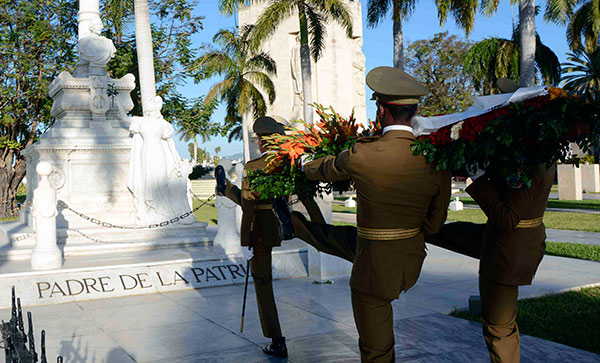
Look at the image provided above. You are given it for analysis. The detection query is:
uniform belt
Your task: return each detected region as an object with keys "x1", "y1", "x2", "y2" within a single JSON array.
[
  {"x1": 357, "y1": 227, "x2": 421, "y2": 241},
  {"x1": 516, "y1": 217, "x2": 544, "y2": 229},
  {"x1": 255, "y1": 204, "x2": 273, "y2": 210}
]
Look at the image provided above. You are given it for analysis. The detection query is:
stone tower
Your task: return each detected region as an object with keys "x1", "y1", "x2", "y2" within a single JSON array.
[{"x1": 238, "y1": 0, "x2": 367, "y2": 159}]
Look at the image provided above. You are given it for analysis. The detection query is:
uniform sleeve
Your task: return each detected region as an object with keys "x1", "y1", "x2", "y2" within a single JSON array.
[
  {"x1": 304, "y1": 150, "x2": 352, "y2": 182},
  {"x1": 466, "y1": 176, "x2": 521, "y2": 231},
  {"x1": 224, "y1": 181, "x2": 242, "y2": 206},
  {"x1": 423, "y1": 171, "x2": 452, "y2": 237}
]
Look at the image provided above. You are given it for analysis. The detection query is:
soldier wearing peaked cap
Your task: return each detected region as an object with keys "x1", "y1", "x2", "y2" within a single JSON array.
[
  {"x1": 290, "y1": 66, "x2": 452, "y2": 362},
  {"x1": 215, "y1": 116, "x2": 289, "y2": 358}
]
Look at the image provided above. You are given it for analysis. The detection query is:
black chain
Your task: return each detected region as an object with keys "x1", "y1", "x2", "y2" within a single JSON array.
[{"x1": 57, "y1": 193, "x2": 215, "y2": 230}]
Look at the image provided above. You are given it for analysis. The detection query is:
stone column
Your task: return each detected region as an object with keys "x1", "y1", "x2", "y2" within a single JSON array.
[
  {"x1": 582, "y1": 164, "x2": 600, "y2": 193},
  {"x1": 558, "y1": 164, "x2": 583, "y2": 200},
  {"x1": 78, "y1": 0, "x2": 100, "y2": 40},
  {"x1": 31, "y1": 162, "x2": 63, "y2": 271}
]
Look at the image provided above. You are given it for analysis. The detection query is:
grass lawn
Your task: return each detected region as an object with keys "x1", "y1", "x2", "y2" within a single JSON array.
[
  {"x1": 332, "y1": 205, "x2": 600, "y2": 232},
  {"x1": 192, "y1": 199, "x2": 217, "y2": 225},
  {"x1": 451, "y1": 287, "x2": 600, "y2": 354},
  {"x1": 545, "y1": 241, "x2": 600, "y2": 262}
]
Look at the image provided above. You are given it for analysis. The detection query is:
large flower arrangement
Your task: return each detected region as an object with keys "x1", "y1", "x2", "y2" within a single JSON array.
[
  {"x1": 247, "y1": 104, "x2": 380, "y2": 199},
  {"x1": 411, "y1": 88, "x2": 600, "y2": 186}
]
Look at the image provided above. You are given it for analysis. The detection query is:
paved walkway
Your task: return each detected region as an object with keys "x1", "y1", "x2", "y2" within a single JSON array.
[
  {"x1": 332, "y1": 212, "x2": 600, "y2": 246},
  {"x1": 2, "y1": 245, "x2": 599, "y2": 362}
]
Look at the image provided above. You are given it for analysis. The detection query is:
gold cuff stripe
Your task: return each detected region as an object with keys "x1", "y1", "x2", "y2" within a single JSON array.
[
  {"x1": 358, "y1": 227, "x2": 421, "y2": 241},
  {"x1": 255, "y1": 204, "x2": 273, "y2": 210},
  {"x1": 516, "y1": 217, "x2": 544, "y2": 229}
]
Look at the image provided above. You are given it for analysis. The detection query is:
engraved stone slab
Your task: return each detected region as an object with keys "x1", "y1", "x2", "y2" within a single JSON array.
[{"x1": 0, "y1": 247, "x2": 308, "y2": 308}]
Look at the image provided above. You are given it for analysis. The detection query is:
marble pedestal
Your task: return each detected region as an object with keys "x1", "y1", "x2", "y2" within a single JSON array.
[
  {"x1": 581, "y1": 164, "x2": 600, "y2": 193},
  {"x1": 558, "y1": 164, "x2": 583, "y2": 200}
]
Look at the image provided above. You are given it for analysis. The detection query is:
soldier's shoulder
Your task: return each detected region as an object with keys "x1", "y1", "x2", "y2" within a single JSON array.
[
  {"x1": 349, "y1": 136, "x2": 381, "y2": 154},
  {"x1": 244, "y1": 157, "x2": 267, "y2": 172}
]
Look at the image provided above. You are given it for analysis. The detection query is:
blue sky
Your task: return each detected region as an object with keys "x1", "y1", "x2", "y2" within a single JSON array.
[{"x1": 174, "y1": 0, "x2": 572, "y2": 159}]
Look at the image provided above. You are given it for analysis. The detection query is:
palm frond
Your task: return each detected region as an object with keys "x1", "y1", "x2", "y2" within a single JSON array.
[
  {"x1": 305, "y1": 4, "x2": 327, "y2": 61},
  {"x1": 188, "y1": 51, "x2": 236, "y2": 79},
  {"x1": 566, "y1": 2, "x2": 600, "y2": 52},
  {"x1": 247, "y1": 52, "x2": 277, "y2": 75},
  {"x1": 206, "y1": 78, "x2": 235, "y2": 104},
  {"x1": 250, "y1": 0, "x2": 297, "y2": 52},
  {"x1": 366, "y1": 0, "x2": 391, "y2": 27},
  {"x1": 544, "y1": 0, "x2": 578, "y2": 23},
  {"x1": 311, "y1": 0, "x2": 354, "y2": 38},
  {"x1": 227, "y1": 124, "x2": 244, "y2": 142},
  {"x1": 436, "y1": 0, "x2": 478, "y2": 35},
  {"x1": 535, "y1": 36, "x2": 562, "y2": 85},
  {"x1": 480, "y1": 0, "x2": 501, "y2": 16},
  {"x1": 245, "y1": 71, "x2": 276, "y2": 103}
]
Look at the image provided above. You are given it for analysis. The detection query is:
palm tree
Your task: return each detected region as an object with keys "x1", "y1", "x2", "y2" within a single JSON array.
[
  {"x1": 188, "y1": 25, "x2": 276, "y2": 160},
  {"x1": 228, "y1": 0, "x2": 353, "y2": 124},
  {"x1": 561, "y1": 48, "x2": 600, "y2": 101},
  {"x1": 464, "y1": 27, "x2": 560, "y2": 94},
  {"x1": 367, "y1": 0, "x2": 478, "y2": 70},
  {"x1": 481, "y1": 0, "x2": 571, "y2": 87},
  {"x1": 102, "y1": 0, "x2": 134, "y2": 44},
  {"x1": 133, "y1": 0, "x2": 157, "y2": 113},
  {"x1": 545, "y1": 0, "x2": 600, "y2": 52}
]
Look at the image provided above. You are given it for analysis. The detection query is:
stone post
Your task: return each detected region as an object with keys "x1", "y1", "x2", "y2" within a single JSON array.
[
  {"x1": 213, "y1": 160, "x2": 242, "y2": 255},
  {"x1": 78, "y1": 0, "x2": 100, "y2": 40},
  {"x1": 582, "y1": 164, "x2": 600, "y2": 193},
  {"x1": 31, "y1": 162, "x2": 63, "y2": 271},
  {"x1": 558, "y1": 164, "x2": 583, "y2": 200}
]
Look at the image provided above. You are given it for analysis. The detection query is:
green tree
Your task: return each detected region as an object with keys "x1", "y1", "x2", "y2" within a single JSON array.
[
  {"x1": 176, "y1": 96, "x2": 220, "y2": 163},
  {"x1": 188, "y1": 25, "x2": 277, "y2": 144},
  {"x1": 104, "y1": 0, "x2": 205, "y2": 121},
  {"x1": 0, "y1": 0, "x2": 78, "y2": 217},
  {"x1": 463, "y1": 25, "x2": 560, "y2": 94},
  {"x1": 367, "y1": 0, "x2": 478, "y2": 70},
  {"x1": 481, "y1": 0, "x2": 568, "y2": 87},
  {"x1": 561, "y1": 48, "x2": 600, "y2": 101},
  {"x1": 563, "y1": 0, "x2": 599, "y2": 52},
  {"x1": 406, "y1": 32, "x2": 475, "y2": 116},
  {"x1": 224, "y1": 0, "x2": 353, "y2": 124}
]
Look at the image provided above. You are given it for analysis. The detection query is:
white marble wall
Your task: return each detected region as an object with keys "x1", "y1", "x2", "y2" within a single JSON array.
[{"x1": 558, "y1": 164, "x2": 583, "y2": 200}]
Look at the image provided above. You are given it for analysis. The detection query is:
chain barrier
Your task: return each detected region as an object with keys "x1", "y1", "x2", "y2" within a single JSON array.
[{"x1": 58, "y1": 193, "x2": 215, "y2": 231}]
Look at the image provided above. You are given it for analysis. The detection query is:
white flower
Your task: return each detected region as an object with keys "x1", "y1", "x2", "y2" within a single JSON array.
[{"x1": 450, "y1": 121, "x2": 464, "y2": 141}]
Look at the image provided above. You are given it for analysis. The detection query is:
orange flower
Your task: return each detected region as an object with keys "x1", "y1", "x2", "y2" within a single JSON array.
[{"x1": 549, "y1": 87, "x2": 567, "y2": 100}]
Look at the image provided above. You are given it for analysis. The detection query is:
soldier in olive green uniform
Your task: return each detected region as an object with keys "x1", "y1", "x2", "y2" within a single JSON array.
[
  {"x1": 217, "y1": 116, "x2": 288, "y2": 358},
  {"x1": 429, "y1": 165, "x2": 555, "y2": 363},
  {"x1": 291, "y1": 67, "x2": 452, "y2": 363}
]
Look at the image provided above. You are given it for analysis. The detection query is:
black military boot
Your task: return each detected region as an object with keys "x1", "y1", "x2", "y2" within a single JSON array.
[
  {"x1": 272, "y1": 197, "x2": 295, "y2": 240},
  {"x1": 263, "y1": 336, "x2": 288, "y2": 358},
  {"x1": 214, "y1": 165, "x2": 227, "y2": 195}
]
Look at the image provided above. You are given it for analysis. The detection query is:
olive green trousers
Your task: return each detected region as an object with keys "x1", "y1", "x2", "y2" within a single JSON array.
[{"x1": 251, "y1": 245, "x2": 282, "y2": 339}]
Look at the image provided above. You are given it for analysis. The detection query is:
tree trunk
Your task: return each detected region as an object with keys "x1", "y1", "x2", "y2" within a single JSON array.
[
  {"x1": 393, "y1": 2, "x2": 404, "y2": 70},
  {"x1": 519, "y1": 0, "x2": 536, "y2": 87},
  {"x1": 193, "y1": 138, "x2": 198, "y2": 164},
  {"x1": 298, "y1": 7, "x2": 314, "y2": 124},
  {"x1": 0, "y1": 155, "x2": 26, "y2": 218},
  {"x1": 134, "y1": 0, "x2": 158, "y2": 114}
]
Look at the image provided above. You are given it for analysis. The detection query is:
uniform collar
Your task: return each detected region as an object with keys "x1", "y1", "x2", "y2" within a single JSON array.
[{"x1": 382, "y1": 125, "x2": 415, "y2": 135}]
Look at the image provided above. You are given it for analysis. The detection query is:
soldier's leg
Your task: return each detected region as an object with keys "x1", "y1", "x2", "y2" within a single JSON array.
[
  {"x1": 351, "y1": 289, "x2": 395, "y2": 363},
  {"x1": 479, "y1": 278, "x2": 520, "y2": 363},
  {"x1": 426, "y1": 222, "x2": 485, "y2": 259},
  {"x1": 251, "y1": 245, "x2": 282, "y2": 339},
  {"x1": 291, "y1": 211, "x2": 357, "y2": 262}
]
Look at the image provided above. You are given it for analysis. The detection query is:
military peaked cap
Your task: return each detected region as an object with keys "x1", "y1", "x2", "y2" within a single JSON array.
[
  {"x1": 253, "y1": 116, "x2": 286, "y2": 136},
  {"x1": 366, "y1": 66, "x2": 428, "y2": 105}
]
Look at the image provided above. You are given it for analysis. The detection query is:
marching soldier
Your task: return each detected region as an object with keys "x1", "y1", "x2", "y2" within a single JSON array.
[
  {"x1": 291, "y1": 66, "x2": 452, "y2": 362},
  {"x1": 429, "y1": 165, "x2": 555, "y2": 363},
  {"x1": 215, "y1": 116, "x2": 289, "y2": 358},
  {"x1": 427, "y1": 77, "x2": 557, "y2": 363}
]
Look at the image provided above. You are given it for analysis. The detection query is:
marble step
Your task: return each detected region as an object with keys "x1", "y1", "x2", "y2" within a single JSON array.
[
  {"x1": 0, "y1": 222, "x2": 211, "y2": 261},
  {"x1": 0, "y1": 241, "x2": 309, "y2": 309}
]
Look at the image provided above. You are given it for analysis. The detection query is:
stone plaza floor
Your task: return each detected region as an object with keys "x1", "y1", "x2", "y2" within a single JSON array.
[{"x1": 1, "y1": 245, "x2": 599, "y2": 363}]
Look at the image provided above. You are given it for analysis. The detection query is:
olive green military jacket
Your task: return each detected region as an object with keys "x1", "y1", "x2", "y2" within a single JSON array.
[
  {"x1": 466, "y1": 165, "x2": 555, "y2": 286},
  {"x1": 303, "y1": 130, "x2": 451, "y2": 299},
  {"x1": 304, "y1": 130, "x2": 451, "y2": 236},
  {"x1": 224, "y1": 155, "x2": 281, "y2": 248}
]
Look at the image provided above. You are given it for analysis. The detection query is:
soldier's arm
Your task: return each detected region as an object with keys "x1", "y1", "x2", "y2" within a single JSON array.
[
  {"x1": 223, "y1": 182, "x2": 242, "y2": 206},
  {"x1": 304, "y1": 150, "x2": 352, "y2": 183},
  {"x1": 465, "y1": 176, "x2": 521, "y2": 230},
  {"x1": 423, "y1": 171, "x2": 452, "y2": 237},
  {"x1": 298, "y1": 196, "x2": 327, "y2": 224}
]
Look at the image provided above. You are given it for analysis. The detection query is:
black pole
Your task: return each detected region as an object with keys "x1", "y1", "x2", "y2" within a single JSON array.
[{"x1": 240, "y1": 256, "x2": 252, "y2": 333}]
